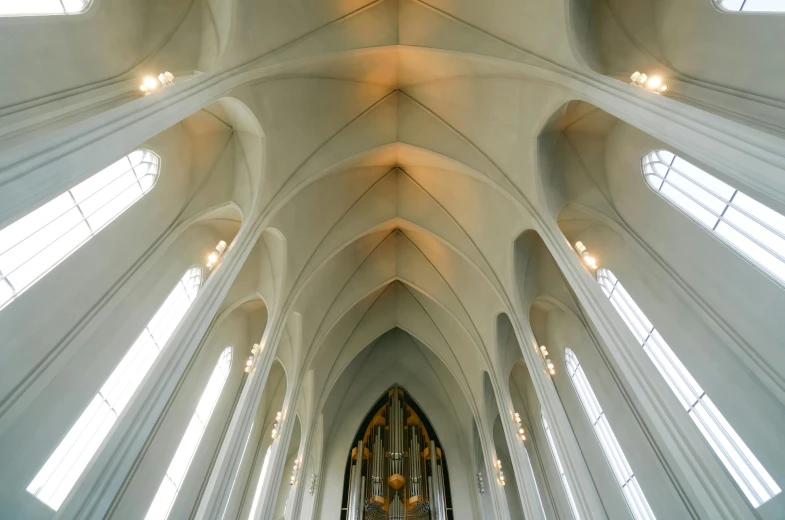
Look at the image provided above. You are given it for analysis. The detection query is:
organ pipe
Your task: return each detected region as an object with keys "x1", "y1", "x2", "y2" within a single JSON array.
[{"x1": 343, "y1": 386, "x2": 449, "y2": 519}]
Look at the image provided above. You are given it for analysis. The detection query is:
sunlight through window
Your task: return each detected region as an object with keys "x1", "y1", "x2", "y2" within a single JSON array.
[
  {"x1": 145, "y1": 347, "x2": 232, "y2": 520},
  {"x1": 27, "y1": 268, "x2": 201, "y2": 510},
  {"x1": 642, "y1": 150, "x2": 785, "y2": 285},
  {"x1": 565, "y1": 349, "x2": 656, "y2": 520},
  {"x1": 0, "y1": 0, "x2": 90, "y2": 16},
  {"x1": 716, "y1": 0, "x2": 785, "y2": 12},
  {"x1": 0, "y1": 149, "x2": 160, "y2": 310},
  {"x1": 542, "y1": 413, "x2": 581, "y2": 519},
  {"x1": 598, "y1": 268, "x2": 781, "y2": 507}
]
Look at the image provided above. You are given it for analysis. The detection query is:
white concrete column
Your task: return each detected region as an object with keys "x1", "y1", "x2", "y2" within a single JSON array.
[
  {"x1": 53, "y1": 221, "x2": 261, "y2": 520},
  {"x1": 253, "y1": 391, "x2": 300, "y2": 520},
  {"x1": 476, "y1": 419, "x2": 513, "y2": 520},
  {"x1": 492, "y1": 378, "x2": 547, "y2": 520},
  {"x1": 533, "y1": 216, "x2": 759, "y2": 520},
  {"x1": 506, "y1": 310, "x2": 608, "y2": 520},
  {"x1": 193, "y1": 315, "x2": 287, "y2": 520}
]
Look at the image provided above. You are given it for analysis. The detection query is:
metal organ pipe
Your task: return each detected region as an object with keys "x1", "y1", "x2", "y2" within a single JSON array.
[{"x1": 344, "y1": 387, "x2": 450, "y2": 519}]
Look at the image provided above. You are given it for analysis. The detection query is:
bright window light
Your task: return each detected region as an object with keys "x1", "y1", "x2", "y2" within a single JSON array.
[
  {"x1": 0, "y1": 149, "x2": 160, "y2": 310},
  {"x1": 248, "y1": 445, "x2": 273, "y2": 519},
  {"x1": 145, "y1": 347, "x2": 232, "y2": 520},
  {"x1": 565, "y1": 349, "x2": 656, "y2": 520},
  {"x1": 542, "y1": 413, "x2": 582, "y2": 520},
  {"x1": 715, "y1": 0, "x2": 785, "y2": 12},
  {"x1": 642, "y1": 150, "x2": 785, "y2": 285},
  {"x1": 0, "y1": 0, "x2": 90, "y2": 16},
  {"x1": 27, "y1": 268, "x2": 201, "y2": 510},
  {"x1": 220, "y1": 421, "x2": 255, "y2": 520},
  {"x1": 597, "y1": 269, "x2": 781, "y2": 507}
]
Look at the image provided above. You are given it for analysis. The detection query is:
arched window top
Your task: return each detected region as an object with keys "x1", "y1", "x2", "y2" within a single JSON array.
[
  {"x1": 0, "y1": 0, "x2": 92, "y2": 16},
  {"x1": 642, "y1": 149, "x2": 785, "y2": 286},
  {"x1": 0, "y1": 149, "x2": 160, "y2": 310},
  {"x1": 715, "y1": 0, "x2": 785, "y2": 12},
  {"x1": 565, "y1": 348, "x2": 580, "y2": 378}
]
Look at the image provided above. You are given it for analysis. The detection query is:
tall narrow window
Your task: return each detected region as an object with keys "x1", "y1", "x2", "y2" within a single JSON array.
[
  {"x1": 248, "y1": 445, "x2": 273, "y2": 519},
  {"x1": 715, "y1": 0, "x2": 785, "y2": 12},
  {"x1": 0, "y1": 149, "x2": 160, "y2": 309},
  {"x1": 146, "y1": 347, "x2": 232, "y2": 520},
  {"x1": 642, "y1": 150, "x2": 785, "y2": 285},
  {"x1": 27, "y1": 267, "x2": 201, "y2": 510},
  {"x1": 565, "y1": 349, "x2": 656, "y2": 520},
  {"x1": 597, "y1": 268, "x2": 781, "y2": 507},
  {"x1": 0, "y1": 0, "x2": 91, "y2": 16},
  {"x1": 220, "y1": 421, "x2": 255, "y2": 520},
  {"x1": 542, "y1": 413, "x2": 581, "y2": 520}
]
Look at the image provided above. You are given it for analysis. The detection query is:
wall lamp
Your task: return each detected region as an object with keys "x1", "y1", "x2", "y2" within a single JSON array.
[
  {"x1": 495, "y1": 459, "x2": 506, "y2": 486},
  {"x1": 271, "y1": 411, "x2": 282, "y2": 439},
  {"x1": 206, "y1": 240, "x2": 228, "y2": 270},
  {"x1": 513, "y1": 412, "x2": 526, "y2": 440},
  {"x1": 139, "y1": 71, "x2": 175, "y2": 94},
  {"x1": 244, "y1": 343, "x2": 261, "y2": 373},
  {"x1": 290, "y1": 458, "x2": 300, "y2": 485},
  {"x1": 574, "y1": 241, "x2": 597, "y2": 270},
  {"x1": 630, "y1": 71, "x2": 668, "y2": 93},
  {"x1": 540, "y1": 345, "x2": 556, "y2": 376}
]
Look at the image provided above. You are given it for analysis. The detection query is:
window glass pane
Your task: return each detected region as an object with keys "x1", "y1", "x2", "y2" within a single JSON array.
[
  {"x1": 543, "y1": 414, "x2": 581, "y2": 520},
  {"x1": 167, "y1": 417, "x2": 204, "y2": 488},
  {"x1": 718, "y1": 0, "x2": 785, "y2": 12},
  {"x1": 0, "y1": 150, "x2": 160, "y2": 310},
  {"x1": 249, "y1": 446, "x2": 273, "y2": 520},
  {"x1": 28, "y1": 268, "x2": 200, "y2": 511},
  {"x1": 642, "y1": 150, "x2": 785, "y2": 286},
  {"x1": 659, "y1": 183, "x2": 719, "y2": 229},
  {"x1": 145, "y1": 347, "x2": 232, "y2": 520},
  {"x1": 597, "y1": 268, "x2": 781, "y2": 507},
  {"x1": 0, "y1": 0, "x2": 89, "y2": 15},
  {"x1": 565, "y1": 349, "x2": 655, "y2": 520}
]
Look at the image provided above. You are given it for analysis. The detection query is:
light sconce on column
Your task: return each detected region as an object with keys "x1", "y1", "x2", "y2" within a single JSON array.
[
  {"x1": 244, "y1": 343, "x2": 261, "y2": 373},
  {"x1": 309, "y1": 474, "x2": 317, "y2": 495},
  {"x1": 290, "y1": 458, "x2": 300, "y2": 486},
  {"x1": 495, "y1": 460, "x2": 505, "y2": 486},
  {"x1": 539, "y1": 345, "x2": 555, "y2": 376},
  {"x1": 574, "y1": 241, "x2": 597, "y2": 270},
  {"x1": 630, "y1": 71, "x2": 668, "y2": 93},
  {"x1": 271, "y1": 411, "x2": 282, "y2": 439},
  {"x1": 206, "y1": 240, "x2": 228, "y2": 270},
  {"x1": 477, "y1": 472, "x2": 485, "y2": 494},
  {"x1": 513, "y1": 412, "x2": 526, "y2": 440},
  {"x1": 139, "y1": 71, "x2": 175, "y2": 94}
]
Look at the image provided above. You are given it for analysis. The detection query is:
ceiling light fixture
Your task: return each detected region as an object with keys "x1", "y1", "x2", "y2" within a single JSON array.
[
  {"x1": 290, "y1": 459, "x2": 300, "y2": 485},
  {"x1": 539, "y1": 345, "x2": 556, "y2": 376},
  {"x1": 244, "y1": 343, "x2": 261, "y2": 373},
  {"x1": 139, "y1": 71, "x2": 175, "y2": 95},
  {"x1": 495, "y1": 460, "x2": 505, "y2": 486},
  {"x1": 271, "y1": 411, "x2": 282, "y2": 439},
  {"x1": 206, "y1": 240, "x2": 228, "y2": 271},
  {"x1": 513, "y1": 412, "x2": 526, "y2": 440},
  {"x1": 630, "y1": 71, "x2": 668, "y2": 93},
  {"x1": 574, "y1": 241, "x2": 598, "y2": 270}
]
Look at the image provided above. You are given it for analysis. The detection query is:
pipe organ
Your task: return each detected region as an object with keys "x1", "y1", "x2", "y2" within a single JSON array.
[{"x1": 344, "y1": 387, "x2": 449, "y2": 520}]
